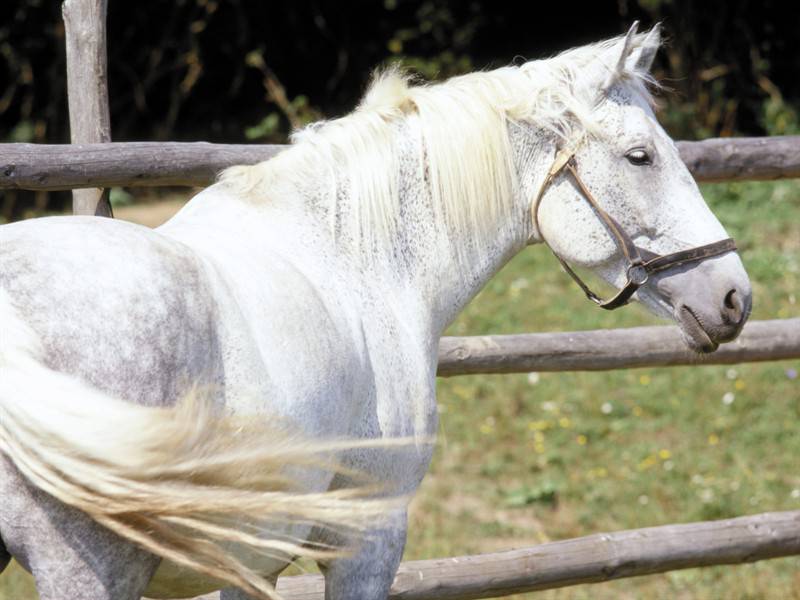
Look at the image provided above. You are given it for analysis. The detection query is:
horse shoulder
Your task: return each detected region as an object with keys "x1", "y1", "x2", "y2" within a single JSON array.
[{"x1": 160, "y1": 188, "x2": 376, "y2": 434}]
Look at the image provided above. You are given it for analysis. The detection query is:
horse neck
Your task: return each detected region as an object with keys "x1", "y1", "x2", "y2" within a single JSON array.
[{"x1": 328, "y1": 119, "x2": 552, "y2": 339}]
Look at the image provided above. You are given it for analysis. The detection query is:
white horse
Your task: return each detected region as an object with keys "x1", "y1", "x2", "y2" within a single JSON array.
[{"x1": 0, "y1": 24, "x2": 751, "y2": 600}]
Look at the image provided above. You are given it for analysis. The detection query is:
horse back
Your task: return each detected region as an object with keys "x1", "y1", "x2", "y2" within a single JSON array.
[{"x1": 0, "y1": 215, "x2": 225, "y2": 407}]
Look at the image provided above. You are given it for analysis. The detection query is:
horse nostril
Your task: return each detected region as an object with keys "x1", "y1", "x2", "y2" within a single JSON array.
[
  {"x1": 724, "y1": 289, "x2": 736, "y2": 310},
  {"x1": 722, "y1": 289, "x2": 744, "y2": 324}
]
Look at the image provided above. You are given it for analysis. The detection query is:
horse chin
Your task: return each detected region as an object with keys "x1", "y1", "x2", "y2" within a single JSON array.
[{"x1": 675, "y1": 305, "x2": 719, "y2": 354}]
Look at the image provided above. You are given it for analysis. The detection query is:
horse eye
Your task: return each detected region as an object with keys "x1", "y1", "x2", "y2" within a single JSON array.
[{"x1": 626, "y1": 149, "x2": 651, "y2": 166}]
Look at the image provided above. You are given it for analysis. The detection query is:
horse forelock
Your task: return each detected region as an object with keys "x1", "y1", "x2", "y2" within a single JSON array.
[{"x1": 219, "y1": 29, "x2": 661, "y2": 268}]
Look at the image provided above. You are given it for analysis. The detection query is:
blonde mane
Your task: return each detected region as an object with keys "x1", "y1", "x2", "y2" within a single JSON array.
[{"x1": 221, "y1": 31, "x2": 659, "y2": 265}]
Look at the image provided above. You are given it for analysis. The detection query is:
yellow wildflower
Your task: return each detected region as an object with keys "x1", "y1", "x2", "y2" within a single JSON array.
[
  {"x1": 528, "y1": 420, "x2": 552, "y2": 431},
  {"x1": 637, "y1": 455, "x2": 657, "y2": 471}
]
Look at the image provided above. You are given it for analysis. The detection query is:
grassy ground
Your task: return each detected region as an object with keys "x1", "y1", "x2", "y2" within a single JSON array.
[{"x1": 1, "y1": 179, "x2": 798, "y2": 599}]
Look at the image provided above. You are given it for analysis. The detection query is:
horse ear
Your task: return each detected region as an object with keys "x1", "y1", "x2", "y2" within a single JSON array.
[
  {"x1": 601, "y1": 22, "x2": 639, "y2": 90},
  {"x1": 626, "y1": 23, "x2": 661, "y2": 74}
]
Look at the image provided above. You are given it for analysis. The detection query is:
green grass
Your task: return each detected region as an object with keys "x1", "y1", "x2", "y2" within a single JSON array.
[{"x1": 2, "y1": 179, "x2": 798, "y2": 598}]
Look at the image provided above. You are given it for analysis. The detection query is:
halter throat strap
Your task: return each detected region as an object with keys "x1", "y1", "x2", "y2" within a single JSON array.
[{"x1": 531, "y1": 148, "x2": 737, "y2": 310}]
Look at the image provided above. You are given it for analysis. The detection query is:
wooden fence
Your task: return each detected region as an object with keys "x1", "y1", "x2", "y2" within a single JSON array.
[
  {"x1": 2, "y1": 136, "x2": 799, "y2": 192},
  {"x1": 6, "y1": 1, "x2": 800, "y2": 598},
  {"x1": 269, "y1": 511, "x2": 800, "y2": 599},
  {"x1": 438, "y1": 318, "x2": 800, "y2": 375}
]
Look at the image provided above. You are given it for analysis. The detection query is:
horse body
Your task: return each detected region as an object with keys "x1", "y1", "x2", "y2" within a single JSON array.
[
  {"x1": 1, "y1": 25, "x2": 752, "y2": 600},
  {"x1": 0, "y1": 181, "x2": 445, "y2": 598}
]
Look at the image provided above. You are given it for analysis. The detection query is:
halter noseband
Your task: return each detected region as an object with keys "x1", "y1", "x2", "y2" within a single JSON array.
[{"x1": 531, "y1": 148, "x2": 737, "y2": 310}]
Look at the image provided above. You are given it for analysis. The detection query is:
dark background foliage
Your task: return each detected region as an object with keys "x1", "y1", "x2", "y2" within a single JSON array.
[{"x1": 1, "y1": 0, "x2": 798, "y2": 215}]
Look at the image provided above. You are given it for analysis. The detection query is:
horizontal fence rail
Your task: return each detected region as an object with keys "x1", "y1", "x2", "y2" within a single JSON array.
[
  {"x1": 677, "y1": 135, "x2": 800, "y2": 182},
  {"x1": 207, "y1": 510, "x2": 799, "y2": 600},
  {"x1": 437, "y1": 318, "x2": 800, "y2": 376},
  {"x1": 2, "y1": 136, "x2": 799, "y2": 191},
  {"x1": 0, "y1": 142, "x2": 283, "y2": 191}
]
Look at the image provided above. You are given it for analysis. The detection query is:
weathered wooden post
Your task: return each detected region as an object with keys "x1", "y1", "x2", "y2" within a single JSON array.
[{"x1": 62, "y1": 0, "x2": 113, "y2": 217}]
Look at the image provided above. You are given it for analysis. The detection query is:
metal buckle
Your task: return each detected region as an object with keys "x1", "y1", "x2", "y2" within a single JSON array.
[
  {"x1": 627, "y1": 264, "x2": 649, "y2": 286},
  {"x1": 549, "y1": 149, "x2": 574, "y2": 176}
]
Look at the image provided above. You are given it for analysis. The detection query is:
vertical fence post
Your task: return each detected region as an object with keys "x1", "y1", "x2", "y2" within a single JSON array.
[{"x1": 62, "y1": 0, "x2": 113, "y2": 217}]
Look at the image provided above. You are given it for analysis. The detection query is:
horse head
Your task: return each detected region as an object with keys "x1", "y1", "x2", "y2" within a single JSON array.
[{"x1": 525, "y1": 24, "x2": 751, "y2": 352}]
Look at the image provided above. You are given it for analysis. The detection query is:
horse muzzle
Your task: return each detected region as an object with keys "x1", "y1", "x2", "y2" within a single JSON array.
[{"x1": 663, "y1": 257, "x2": 752, "y2": 353}]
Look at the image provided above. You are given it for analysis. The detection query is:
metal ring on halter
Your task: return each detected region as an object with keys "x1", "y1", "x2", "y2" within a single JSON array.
[
  {"x1": 627, "y1": 263, "x2": 649, "y2": 286},
  {"x1": 530, "y1": 147, "x2": 737, "y2": 311}
]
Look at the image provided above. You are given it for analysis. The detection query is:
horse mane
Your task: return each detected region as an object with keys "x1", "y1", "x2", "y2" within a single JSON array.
[{"x1": 220, "y1": 30, "x2": 659, "y2": 265}]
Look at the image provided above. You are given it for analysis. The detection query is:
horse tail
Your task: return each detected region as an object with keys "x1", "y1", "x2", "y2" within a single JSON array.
[{"x1": 0, "y1": 291, "x2": 391, "y2": 599}]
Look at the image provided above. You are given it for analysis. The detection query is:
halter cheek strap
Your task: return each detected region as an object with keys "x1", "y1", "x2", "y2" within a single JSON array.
[{"x1": 531, "y1": 148, "x2": 737, "y2": 311}]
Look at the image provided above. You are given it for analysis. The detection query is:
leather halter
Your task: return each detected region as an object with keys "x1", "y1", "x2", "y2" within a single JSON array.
[{"x1": 531, "y1": 148, "x2": 737, "y2": 310}]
